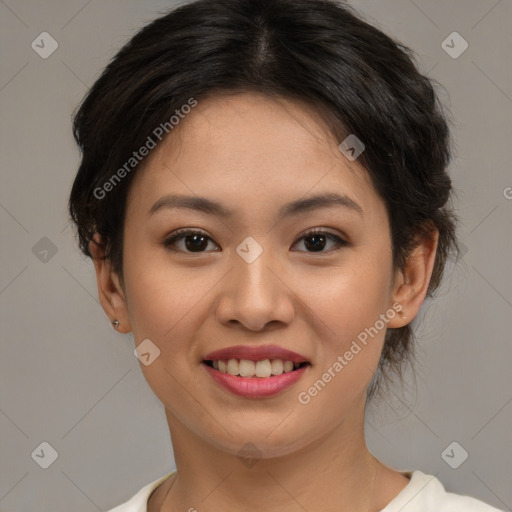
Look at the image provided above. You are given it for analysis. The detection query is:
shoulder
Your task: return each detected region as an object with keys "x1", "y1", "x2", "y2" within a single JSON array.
[
  {"x1": 106, "y1": 472, "x2": 176, "y2": 512},
  {"x1": 381, "y1": 470, "x2": 504, "y2": 512}
]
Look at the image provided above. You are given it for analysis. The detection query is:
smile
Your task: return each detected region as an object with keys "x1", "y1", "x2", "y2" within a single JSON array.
[
  {"x1": 202, "y1": 359, "x2": 311, "y2": 398},
  {"x1": 203, "y1": 358, "x2": 309, "y2": 377}
]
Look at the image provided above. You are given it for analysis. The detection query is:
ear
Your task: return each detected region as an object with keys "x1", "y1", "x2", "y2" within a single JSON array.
[
  {"x1": 387, "y1": 226, "x2": 439, "y2": 328},
  {"x1": 89, "y1": 233, "x2": 132, "y2": 334}
]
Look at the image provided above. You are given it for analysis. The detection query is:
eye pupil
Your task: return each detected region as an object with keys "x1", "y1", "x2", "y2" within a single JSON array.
[
  {"x1": 185, "y1": 234, "x2": 208, "y2": 252},
  {"x1": 304, "y1": 234, "x2": 326, "y2": 252}
]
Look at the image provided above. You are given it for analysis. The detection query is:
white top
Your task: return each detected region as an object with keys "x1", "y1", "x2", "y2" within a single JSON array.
[{"x1": 107, "y1": 470, "x2": 504, "y2": 511}]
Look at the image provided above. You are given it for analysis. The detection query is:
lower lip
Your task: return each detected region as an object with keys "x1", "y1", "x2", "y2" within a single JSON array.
[{"x1": 202, "y1": 362, "x2": 309, "y2": 398}]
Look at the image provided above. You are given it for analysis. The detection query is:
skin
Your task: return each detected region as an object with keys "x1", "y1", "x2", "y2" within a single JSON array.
[{"x1": 90, "y1": 92, "x2": 438, "y2": 511}]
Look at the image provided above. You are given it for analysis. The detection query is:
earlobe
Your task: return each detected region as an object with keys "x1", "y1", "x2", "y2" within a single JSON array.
[
  {"x1": 89, "y1": 233, "x2": 132, "y2": 333},
  {"x1": 387, "y1": 228, "x2": 439, "y2": 328}
]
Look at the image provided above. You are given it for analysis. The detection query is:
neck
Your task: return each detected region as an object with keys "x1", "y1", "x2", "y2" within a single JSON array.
[{"x1": 155, "y1": 399, "x2": 386, "y2": 512}]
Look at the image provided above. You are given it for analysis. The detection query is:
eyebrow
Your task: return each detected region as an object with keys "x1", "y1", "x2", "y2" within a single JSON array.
[{"x1": 148, "y1": 192, "x2": 363, "y2": 219}]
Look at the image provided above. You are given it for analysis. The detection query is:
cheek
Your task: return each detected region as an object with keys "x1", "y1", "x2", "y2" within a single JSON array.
[
  {"x1": 295, "y1": 251, "x2": 393, "y2": 410},
  {"x1": 123, "y1": 243, "x2": 211, "y2": 339},
  {"x1": 304, "y1": 255, "x2": 392, "y2": 341},
  {"x1": 122, "y1": 253, "x2": 209, "y2": 408},
  {"x1": 295, "y1": 266, "x2": 391, "y2": 417},
  {"x1": 122, "y1": 249, "x2": 224, "y2": 394}
]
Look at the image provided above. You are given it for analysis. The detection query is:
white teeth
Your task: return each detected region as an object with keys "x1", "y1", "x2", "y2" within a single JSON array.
[
  {"x1": 227, "y1": 359, "x2": 239, "y2": 376},
  {"x1": 255, "y1": 360, "x2": 272, "y2": 378},
  {"x1": 210, "y1": 358, "x2": 304, "y2": 377},
  {"x1": 283, "y1": 360, "x2": 294, "y2": 373},
  {"x1": 271, "y1": 359, "x2": 283, "y2": 375},
  {"x1": 238, "y1": 359, "x2": 255, "y2": 377}
]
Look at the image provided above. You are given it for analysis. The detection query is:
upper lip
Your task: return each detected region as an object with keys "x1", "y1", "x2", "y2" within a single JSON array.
[{"x1": 203, "y1": 345, "x2": 310, "y2": 363}]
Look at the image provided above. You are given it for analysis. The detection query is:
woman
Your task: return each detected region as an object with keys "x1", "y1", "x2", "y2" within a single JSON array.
[{"x1": 67, "y1": 0, "x2": 503, "y2": 510}]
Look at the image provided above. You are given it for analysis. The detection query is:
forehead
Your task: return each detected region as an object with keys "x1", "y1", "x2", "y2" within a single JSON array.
[{"x1": 126, "y1": 92, "x2": 381, "y2": 220}]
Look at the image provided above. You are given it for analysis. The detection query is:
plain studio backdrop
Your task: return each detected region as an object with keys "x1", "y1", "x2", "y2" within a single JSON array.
[{"x1": 0, "y1": 0, "x2": 511, "y2": 510}]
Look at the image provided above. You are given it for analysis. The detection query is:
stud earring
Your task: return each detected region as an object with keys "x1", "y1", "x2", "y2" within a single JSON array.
[{"x1": 112, "y1": 319, "x2": 120, "y2": 329}]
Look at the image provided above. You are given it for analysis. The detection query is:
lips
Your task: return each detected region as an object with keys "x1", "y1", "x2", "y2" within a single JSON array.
[
  {"x1": 203, "y1": 344, "x2": 310, "y2": 363},
  {"x1": 202, "y1": 362, "x2": 309, "y2": 398},
  {"x1": 202, "y1": 345, "x2": 311, "y2": 398}
]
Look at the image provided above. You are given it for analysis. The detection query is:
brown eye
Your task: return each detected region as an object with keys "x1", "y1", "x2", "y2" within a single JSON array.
[
  {"x1": 163, "y1": 229, "x2": 219, "y2": 253},
  {"x1": 292, "y1": 229, "x2": 347, "y2": 254},
  {"x1": 163, "y1": 228, "x2": 347, "y2": 255}
]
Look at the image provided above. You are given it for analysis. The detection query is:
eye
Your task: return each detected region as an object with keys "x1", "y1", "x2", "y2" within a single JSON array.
[
  {"x1": 163, "y1": 228, "x2": 348, "y2": 254},
  {"x1": 163, "y1": 229, "x2": 219, "y2": 253},
  {"x1": 291, "y1": 228, "x2": 348, "y2": 254}
]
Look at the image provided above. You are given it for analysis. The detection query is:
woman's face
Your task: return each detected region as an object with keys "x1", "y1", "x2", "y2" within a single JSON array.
[{"x1": 114, "y1": 92, "x2": 406, "y2": 457}]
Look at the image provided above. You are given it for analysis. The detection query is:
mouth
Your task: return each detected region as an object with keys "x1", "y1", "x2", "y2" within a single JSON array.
[
  {"x1": 201, "y1": 345, "x2": 311, "y2": 397},
  {"x1": 202, "y1": 359, "x2": 311, "y2": 378},
  {"x1": 201, "y1": 358, "x2": 311, "y2": 398}
]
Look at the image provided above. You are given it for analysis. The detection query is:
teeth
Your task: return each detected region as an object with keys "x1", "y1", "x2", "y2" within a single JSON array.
[
  {"x1": 255, "y1": 360, "x2": 272, "y2": 378},
  {"x1": 209, "y1": 358, "x2": 304, "y2": 377},
  {"x1": 227, "y1": 359, "x2": 239, "y2": 376},
  {"x1": 271, "y1": 359, "x2": 284, "y2": 375},
  {"x1": 284, "y1": 360, "x2": 294, "y2": 373},
  {"x1": 238, "y1": 359, "x2": 256, "y2": 377}
]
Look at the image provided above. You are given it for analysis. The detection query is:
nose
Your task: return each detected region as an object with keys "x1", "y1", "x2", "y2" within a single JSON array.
[{"x1": 215, "y1": 240, "x2": 295, "y2": 332}]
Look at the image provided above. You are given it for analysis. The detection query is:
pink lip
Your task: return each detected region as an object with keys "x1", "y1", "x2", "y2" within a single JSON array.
[
  {"x1": 202, "y1": 362, "x2": 310, "y2": 398},
  {"x1": 203, "y1": 344, "x2": 309, "y2": 363}
]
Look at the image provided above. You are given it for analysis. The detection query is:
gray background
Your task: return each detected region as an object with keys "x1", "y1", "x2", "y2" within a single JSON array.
[{"x1": 0, "y1": 0, "x2": 511, "y2": 510}]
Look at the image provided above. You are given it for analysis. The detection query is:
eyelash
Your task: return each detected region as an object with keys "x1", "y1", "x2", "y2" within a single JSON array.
[{"x1": 162, "y1": 228, "x2": 348, "y2": 255}]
